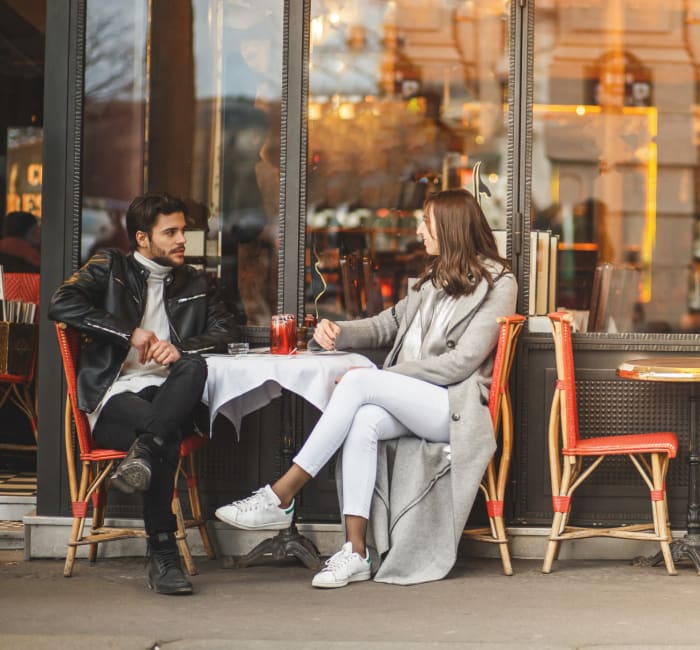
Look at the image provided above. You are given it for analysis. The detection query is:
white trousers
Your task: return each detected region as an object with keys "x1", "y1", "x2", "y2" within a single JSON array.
[{"x1": 293, "y1": 367, "x2": 450, "y2": 518}]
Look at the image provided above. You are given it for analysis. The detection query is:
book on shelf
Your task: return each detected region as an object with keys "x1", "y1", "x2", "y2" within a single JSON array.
[
  {"x1": 548, "y1": 233, "x2": 558, "y2": 315},
  {"x1": 588, "y1": 262, "x2": 613, "y2": 332},
  {"x1": 535, "y1": 231, "x2": 550, "y2": 315},
  {"x1": 528, "y1": 229, "x2": 559, "y2": 319},
  {"x1": 528, "y1": 231, "x2": 538, "y2": 316},
  {"x1": 607, "y1": 265, "x2": 640, "y2": 332}
]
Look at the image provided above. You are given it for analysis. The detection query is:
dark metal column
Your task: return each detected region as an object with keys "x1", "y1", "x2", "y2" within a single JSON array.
[
  {"x1": 278, "y1": 0, "x2": 309, "y2": 318},
  {"x1": 37, "y1": 0, "x2": 85, "y2": 517}
]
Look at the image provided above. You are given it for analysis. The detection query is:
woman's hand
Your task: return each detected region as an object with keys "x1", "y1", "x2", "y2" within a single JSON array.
[{"x1": 313, "y1": 318, "x2": 341, "y2": 351}]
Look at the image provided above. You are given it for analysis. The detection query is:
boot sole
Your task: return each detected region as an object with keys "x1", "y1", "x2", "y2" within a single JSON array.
[
  {"x1": 108, "y1": 475, "x2": 135, "y2": 494},
  {"x1": 111, "y1": 460, "x2": 151, "y2": 492},
  {"x1": 147, "y1": 579, "x2": 193, "y2": 595}
]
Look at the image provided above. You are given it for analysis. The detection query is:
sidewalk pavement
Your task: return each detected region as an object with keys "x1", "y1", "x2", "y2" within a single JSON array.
[{"x1": 2, "y1": 548, "x2": 700, "y2": 649}]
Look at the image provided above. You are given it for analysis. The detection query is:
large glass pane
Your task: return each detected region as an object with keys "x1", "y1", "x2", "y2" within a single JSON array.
[
  {"x1": 82, "y1": 0, "x2": 283, "y2": 325},
  {"x1": 532, "y1": 0, "x2": 700, "y2": 333},
  {"x1": 1, "y1": 0, "x2": 44, "y2": 263},
  {"x1": 306, "y1": 0, "x2": 510, "y2": 320},
  {"x1": 0, "y1": 0, "x2": 45, "y2": 472},
  {"x1": 82, "y1": 1, "x2": 147, "y2": 260}
]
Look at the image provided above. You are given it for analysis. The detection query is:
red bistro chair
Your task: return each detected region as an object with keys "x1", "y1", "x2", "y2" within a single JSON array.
[
  {"x1": 55, "y1": 322, "x2": 215, "y2": 577},
  {"x1": 463, "y1": 314, "x2": 525, "y2": 575},
  {"x1": 542, "y1": 312, "x2": 678, "y2": 575},
  {"x1": 0, "y1": 273, "x2": 40, "y2": 450}
]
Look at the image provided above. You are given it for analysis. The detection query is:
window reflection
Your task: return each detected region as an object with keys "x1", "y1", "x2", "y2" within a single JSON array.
[
  {"x1": 306, "y1": 0, "x2": 510, "y2": 320},
  {"x1": 82, "y1": 0, "x2": 282, "y2": 326},
  {"x1": 532, "y1": 1, "x2": 700, "y2": 333},
  {"x1": 82, "y1": 1, "x2": 147, "y2": 260},
  {"x1": 212, "y1": 3, "x2": 282, "y2": 325}
]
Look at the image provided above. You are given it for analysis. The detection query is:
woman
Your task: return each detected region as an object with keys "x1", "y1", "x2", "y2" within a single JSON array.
[{"x1": 216, "y1": 189, "x2": 518, "y2": 587}]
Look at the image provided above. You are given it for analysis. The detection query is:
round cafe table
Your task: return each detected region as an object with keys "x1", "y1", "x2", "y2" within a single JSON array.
[
  {"x1": 202, "y1": 349, "x2": 375, "y2": 570},
  {"x1": 617, "y1": 357, "x2": 700, "y2": 573}
]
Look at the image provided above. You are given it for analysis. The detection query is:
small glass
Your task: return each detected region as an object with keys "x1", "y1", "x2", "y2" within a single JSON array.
[
  {"x1": 227, "y1": 342, "x2": 250, "y2": 356},
  {"x1": 270, "y1": 314, "x2": 297, "y2": 354}
]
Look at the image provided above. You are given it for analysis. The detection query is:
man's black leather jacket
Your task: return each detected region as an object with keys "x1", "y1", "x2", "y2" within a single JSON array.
[{"x1": 49, "y1": 249, "x2": 239, "y2": 413}]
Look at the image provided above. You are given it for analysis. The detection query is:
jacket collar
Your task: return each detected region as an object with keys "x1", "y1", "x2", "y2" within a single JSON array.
[
  {"x1": 128, "y1": 251, "x2": 181, "y2": 286},
  {"x1": 405, "y1": 275, "x2": 491, "y2": 333}
]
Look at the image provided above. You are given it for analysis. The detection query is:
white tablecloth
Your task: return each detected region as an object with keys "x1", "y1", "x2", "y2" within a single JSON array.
[{"x1": 202, "y1": 350, "x2": 375, "y2": 435}]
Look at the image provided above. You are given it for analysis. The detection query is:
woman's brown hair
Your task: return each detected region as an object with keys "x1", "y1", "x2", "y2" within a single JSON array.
[{"x1": 414, "y1": 189, "x2": 509, "y2": 296}]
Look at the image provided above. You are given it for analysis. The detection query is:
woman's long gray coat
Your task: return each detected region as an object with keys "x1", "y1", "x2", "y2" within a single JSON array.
[{"x1": 333, "y1": 264, "x2": 518, "y2": 584}]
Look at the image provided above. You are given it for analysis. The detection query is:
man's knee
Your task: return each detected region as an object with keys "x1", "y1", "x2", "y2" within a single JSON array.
[{"x1": 172, "y1": 354, "x2": 207, "y2": 386}]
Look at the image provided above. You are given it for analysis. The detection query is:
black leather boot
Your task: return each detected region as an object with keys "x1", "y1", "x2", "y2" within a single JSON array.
[
  {"x1": 147, "y1": 532, "x2": 193, "y2": 595},
  {"x1": 108, "y1": 435, "x2": 161, "y2": 493}
]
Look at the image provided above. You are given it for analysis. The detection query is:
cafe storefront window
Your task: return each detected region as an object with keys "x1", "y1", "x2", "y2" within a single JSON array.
[
  {"x1": 82, "y1": 0, "x2": 283, "y2": 325},
  {"x1": 305, "y1": 0, "x2": 511, "y2": 321},
  {"x1": 532, "y1": 0, "x2": 700, "y2": 334}
]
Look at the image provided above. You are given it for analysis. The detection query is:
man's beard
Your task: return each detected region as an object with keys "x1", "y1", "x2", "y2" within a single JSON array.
[
  {"x1": 151, "y1": 255, "x2": 177, "y2": 267},
  {"x1": 150, "y1": 246, "x2": 185, "y2": 267}
]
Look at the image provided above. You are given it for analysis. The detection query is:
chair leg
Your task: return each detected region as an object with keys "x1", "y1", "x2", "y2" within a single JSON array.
[
  {"x1": 554, "y1": 501, "x2": 575, "y2": 563},
  {"x1": 493, "y1": 516, "x2": 513, "y2": 576},
  {"x1": 64, "y1": 517, "x2": 82, "y2": 578},
  {"x1": 12, "y1": 384, "x2": 38, "y2": 442},
  {"x1": 172, "y1": 457, "x2": 197, "y2": 576},
  {"x1": 542, "y1": 512, "x2": 564, "y2": 574},
  {"x1": 543, "y1": 460, "x2": 574, "y2": 574},
  {"x1": 88, "y1": 464, "x2": 106, "y2": 564},
  {"x1": 651, "y1": 453, "x2": 677, "y2": 576},
  {"x1": 173, "y1": 492, "x2": 197, "y2": 576},
  {"x1": 65, "y1": 465, "x2": 92, "y2": 577},
  {"x1": 89, "y1": 498, "x2": 106, "y2": 563},
  {"x1": 655, "y1": 500, "x2": 676, "y2": 576},
  {"x1": 186, "y1": 453, "x2": 216, "y2": 560},
  {"x1": 0, "y1": 384, "x2": 12, "y2": 409}
]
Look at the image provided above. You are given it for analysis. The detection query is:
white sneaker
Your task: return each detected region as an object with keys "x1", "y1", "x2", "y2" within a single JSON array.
[
  {"x1": 311, "y1": 542, "x2": 372, "y2": 588},
  {"x1": 215, "y1": 485, "x2": 294, "y2": 530}
]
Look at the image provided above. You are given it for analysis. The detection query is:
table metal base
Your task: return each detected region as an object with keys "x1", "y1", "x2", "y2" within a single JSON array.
[
  {"x1": 222, "y1": 524, "x2": 323, "y2": 571},
  {"x1": 633, "y1": 534, "x2": 700, "y2": 574}
]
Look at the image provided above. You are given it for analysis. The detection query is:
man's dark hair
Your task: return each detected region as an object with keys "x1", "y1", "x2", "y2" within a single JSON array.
[
  {"x1": 126, "y1": 192, "x2": 188, "y2": 250},
  {"x1": 4, "y1": 211, "x2": 38, "y2": 238}
]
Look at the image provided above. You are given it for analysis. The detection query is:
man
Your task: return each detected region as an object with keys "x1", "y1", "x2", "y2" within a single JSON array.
[
  {"x1": 49, "y1": 193, "x2": 238, "y2": 595},
  {"x1": 0, "y1": 210, "x2": 41, "y2": 272}
]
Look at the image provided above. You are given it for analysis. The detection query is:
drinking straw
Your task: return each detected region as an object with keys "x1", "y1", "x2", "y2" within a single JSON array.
[{"x1": 312, "y1": 242, "x2": 327, "y2": 321}]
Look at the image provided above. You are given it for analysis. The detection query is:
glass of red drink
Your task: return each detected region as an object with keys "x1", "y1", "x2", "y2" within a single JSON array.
[{"x1": 270, "y1": 314, "x2": 297, "y2": 354}]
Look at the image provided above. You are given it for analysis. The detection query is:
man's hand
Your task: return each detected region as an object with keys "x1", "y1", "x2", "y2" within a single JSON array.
[
  {"x1": 145, "y1": 339, "x2": 181, "y2": 366},
  {"x1": 130, "y1": 327, "x2": 159, "y2": 364},
  {"x1": 313, "y1": 319, "x2": 341, "y2": 351}
]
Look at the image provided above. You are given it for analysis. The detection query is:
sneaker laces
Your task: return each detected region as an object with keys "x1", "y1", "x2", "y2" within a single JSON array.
[
  {"x1": 321, "y1": 546, "x2": 354, "y2": 574},
  {"x1": 233, "y1": 487, "x2": 274, "y2": 512}
]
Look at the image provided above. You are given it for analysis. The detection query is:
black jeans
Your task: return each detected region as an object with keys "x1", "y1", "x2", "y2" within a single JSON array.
[{"x1": 92, "y1": 354, "x2": 208, "y2": 536}]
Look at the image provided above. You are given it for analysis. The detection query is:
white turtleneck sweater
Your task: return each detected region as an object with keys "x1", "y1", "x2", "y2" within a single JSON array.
[{"x1": 87, "y1": 252, "x2": 173, "y2": 429}]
